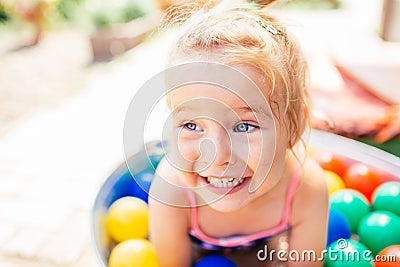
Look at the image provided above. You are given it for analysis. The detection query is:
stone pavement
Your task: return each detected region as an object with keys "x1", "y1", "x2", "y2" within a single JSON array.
[
  {"x1": 0, "y1": 1, "x2": 391, "y2": 266},
  {"x1": 0, "y1": 28, "x2": 172, "y2": 266},
  {"x1": 0, "y1": 30, "x2": 92, "y2": 138}
]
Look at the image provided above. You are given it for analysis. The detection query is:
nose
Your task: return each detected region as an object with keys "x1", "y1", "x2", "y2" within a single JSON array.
[{"x1": 199, "y1": 126, "x2": 234, "y2": 167}]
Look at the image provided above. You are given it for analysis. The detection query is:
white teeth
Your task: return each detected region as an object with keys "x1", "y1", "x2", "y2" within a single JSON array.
[{"x1": 206, "y1": 177, "x2": 244, "y2": 188}]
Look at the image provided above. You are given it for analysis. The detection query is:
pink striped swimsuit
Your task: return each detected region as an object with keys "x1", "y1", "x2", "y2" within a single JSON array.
[{"x1": 188, "y1": 171, "x2": 302, "y2": 267}]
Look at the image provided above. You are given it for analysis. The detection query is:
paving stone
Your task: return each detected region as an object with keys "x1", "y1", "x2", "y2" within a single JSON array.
[
  {"x1": 2, "y1": 228, "x2": 51, "y2": 259},
  {"x1": 75, "y1": 246, "x2": 99, "y2": 267},
  {"x1": 0, "y1": 255, "x2": 55, "y2": 267},
  {"x1": 36, "y1": 210, "x2": 90, "y2": 265},
  {"x1": 0, "y1": 178, "x2": 29, "y2": 198},
  {"x1": 0, "y1": 197, "x2": 72, "y2": 231},
  {"x1": 0, "y1": 223, "x2": 19, "y2": 251}
]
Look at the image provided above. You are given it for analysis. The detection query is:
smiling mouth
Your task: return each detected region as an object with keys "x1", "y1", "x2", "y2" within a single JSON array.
[{"x1": 201, "y1": 176, "x2": 246, "y2": 188}]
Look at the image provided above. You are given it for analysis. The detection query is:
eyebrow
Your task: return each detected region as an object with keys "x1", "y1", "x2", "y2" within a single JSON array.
[
  {"x1": 172, "y1": 106, "x2": 189, "y2": 114},
  {"x1": 235, "y1": 106, "x2": 272, "y2": 119}
]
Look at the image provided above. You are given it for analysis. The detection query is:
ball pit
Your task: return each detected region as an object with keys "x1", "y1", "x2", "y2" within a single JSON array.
[{"x1": 91, "y1": 130, "x2": 400, "y2": 266}]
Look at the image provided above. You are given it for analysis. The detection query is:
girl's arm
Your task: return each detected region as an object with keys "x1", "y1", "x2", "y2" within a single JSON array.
[
  {"x1": 148, "y1": 159, "x2": 193, "y2": 267},
  {"x1": 288, "y1": 160, "x2": 329, "y2": 267}
]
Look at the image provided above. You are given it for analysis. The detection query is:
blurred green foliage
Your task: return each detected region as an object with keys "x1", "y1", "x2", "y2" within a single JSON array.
[
  {"x1": 284, "y1": 0, "x2": 341, "y2": 9},
  {"x1": 88, "y1": 0, "x2": 147, "y2": 29},
  {"x1": 0, "y1": 3, "x2": 10, "y2": 23},
  {"x1": 0, "y1": 0, "x2": 156, "y2": 29},
  {"x1": 57, "y1": 0, "x2": 84, "y2": 21}
]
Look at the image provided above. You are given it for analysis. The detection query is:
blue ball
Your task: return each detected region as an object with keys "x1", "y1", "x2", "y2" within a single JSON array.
[
  {"x1": 327, "y1": 208, "x2": 351, "y2": 246},
  {"x1": 130, "y1": 170, "x2": 155, "y2": 203},
  {"x1": 194, "y1": 255, "x2": 237, "y2": 267}
]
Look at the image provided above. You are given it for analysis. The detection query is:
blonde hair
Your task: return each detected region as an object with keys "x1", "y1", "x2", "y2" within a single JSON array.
[{"x1": 163, "y1": 0, "x2": 310, "y2": 149}]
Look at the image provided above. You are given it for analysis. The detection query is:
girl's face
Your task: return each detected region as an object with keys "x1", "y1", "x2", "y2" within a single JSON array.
[{"x1": 166, "y1": 65, "x2": 288, "y2": 212}]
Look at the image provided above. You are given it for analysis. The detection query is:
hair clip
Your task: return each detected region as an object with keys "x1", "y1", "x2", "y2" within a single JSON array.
[
  {"x1": 263, "y1": 24, "x2": 279, "y2": 35},
  {"x1": 253, "y1": 17, "x2": 279, "y2": 35},
  {"x1": 237, "y1": 11, "x2": 280, "y2": 35}
]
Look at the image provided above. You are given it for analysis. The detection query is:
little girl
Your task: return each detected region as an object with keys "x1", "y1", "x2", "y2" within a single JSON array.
[{"x1": 149, "y1": 1, "x2": 328, "y2": 266}]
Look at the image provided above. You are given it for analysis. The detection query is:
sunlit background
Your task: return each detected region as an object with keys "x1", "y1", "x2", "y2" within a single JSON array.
[{"x1": 0, "y1": 0, "x2": 399, "y2": 266}]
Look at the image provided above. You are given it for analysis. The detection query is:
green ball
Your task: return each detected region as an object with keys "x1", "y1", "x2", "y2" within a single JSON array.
[
  {"x1": 325, "y1": 239, "x2": 373, "y2": 267},
  {"x1": 372, "y1": 181, "x2": 400, "y2": 217},
  {"x1": 330, "y1": 189, "x2": 370, "y2": 233},
  {"x1": 358, "y1": 210, "x2": 400, "y2": 255}
]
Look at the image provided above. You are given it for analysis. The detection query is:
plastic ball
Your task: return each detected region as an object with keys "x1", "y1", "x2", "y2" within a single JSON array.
[
  {"x1": 374, "y1": 245, "x2": 400, "y2": 267},
  {"x1": 343, "y1": 163, "x2": 382, "y2": 201},
  {"x1": 131, "y1": 170, "x2": 155, "y2": 203},
  {"x1": 325, "y1": 170, "x2": 345, "y2": 195},
  {"x1": 327, "y1": 208, "x2": 351, "y2": 246},
  {"x1": 149, "y1": 153, "x2": 164, "y2": 168},
  {"x1": 372, "y1": 181, "x2": 400, "y2": 217},
  {"x1": 325, "y1": 239, "x2": 373, "y2": 267},
  {"x1": 109, "y1": 239, "x2": 159, "y2": 267},
  {"x1": 108, "y1": 173, "x2": 140, "y2": 208},
  {"x1": 314, "y1": 151, "x2": 347, "y2": 176},
  {"x1": 330, "y1": 189, "x2": 370, "y2": 233},
  {"x1": 358, "y1": 211, "x2": 400, "y2": 255},
  {"x1": 106, "y1": 197, "x2": 149, "y2": 242},
  {"x1": 194, "y1": 255, "x2": 237, "y2": 267}
]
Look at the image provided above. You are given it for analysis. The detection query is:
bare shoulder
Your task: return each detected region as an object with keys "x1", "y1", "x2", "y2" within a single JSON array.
[
  {"x1": 148, "y1": 158, "x2": 193, "y2": 267},
  {"x1": 291, "y1": 157, "x2": 329, "y2": 225},
  {"x1": 287, "y1": 157, "x2": 328, "y2": 266},
  {"x1": 299, "y1": 157, "x2": 327, "y2": 194},
  {"x1": 149, "y1": 157, "x2": 191, "y2": 208}
]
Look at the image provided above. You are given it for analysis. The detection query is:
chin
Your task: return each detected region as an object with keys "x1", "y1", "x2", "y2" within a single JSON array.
[{"x1": 206, "y1": 193, "x2": 251, "y2": 213}]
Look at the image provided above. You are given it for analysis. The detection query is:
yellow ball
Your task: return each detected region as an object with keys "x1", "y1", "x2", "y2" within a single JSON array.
[
  {"x1": 106, "y1": 197, "x2": 149, "y2": 242},
  {"x1": 109, "y1": 239, "x2": 159, "y2": 267},
  {"x1": 324, "y1": 170, "x2": 345, "y2": 195}
]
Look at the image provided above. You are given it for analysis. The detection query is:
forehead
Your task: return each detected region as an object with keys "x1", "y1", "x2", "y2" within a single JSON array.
[{"x1": 167, "y1": 65, "x2": 270, "y2": 110}]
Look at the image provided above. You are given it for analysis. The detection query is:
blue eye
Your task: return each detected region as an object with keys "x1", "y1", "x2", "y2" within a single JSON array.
[
  {"x1": 234, "y1": 123, "x2": 257, "y2": 133},
  {"x1": 183, "y1": 122, "x2": 201, "y2": 131}
]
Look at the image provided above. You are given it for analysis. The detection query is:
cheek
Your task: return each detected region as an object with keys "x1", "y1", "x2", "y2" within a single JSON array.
[
  {"x1": 168, "y1": 131, "x2": 201, "y2": 172},
  {"x1": 177, "y1": 138, "x2": 200, "y2": 162},
  {"x1": 247, "y1": 129, "x2": 276, "y2": 172},
  {"x1": 244, "y1": 132, "x2": 276, "y2": 191}
]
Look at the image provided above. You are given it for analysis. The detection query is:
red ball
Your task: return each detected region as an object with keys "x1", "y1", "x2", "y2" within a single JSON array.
[
  {"x1": 314, "y1": 152, "x2": 347, "y2": 176},
  {"x1": 343, "y1": 163, "x2": 382, "y2": 201},
  {"x1": 374, "y1": 245, "x2": 400, "y2": 267}
]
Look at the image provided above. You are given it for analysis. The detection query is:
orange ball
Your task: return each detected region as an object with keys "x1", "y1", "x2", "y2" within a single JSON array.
[
  {"x1": 374, "y1": 245, "x2": 400, "y2": 267},
  {"x1": 343, "y1": 163, "x2": 382, "y2": 201},
  {"x1": 314, "y1": 152, "x2": 347, "y2": 177}
]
